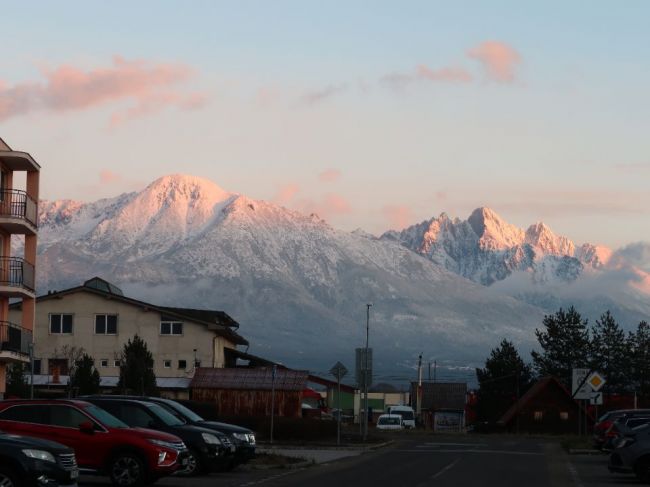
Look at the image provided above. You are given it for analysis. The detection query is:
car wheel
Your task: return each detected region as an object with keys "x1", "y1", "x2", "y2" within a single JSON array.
[
  {"x1": 110, "y1": 453, "x2": 146, "y2": 487},
  {"x1": 0, "y1": 467, "x2": 20, "y2": 487},
  {"x1": 177, "y1": 449, "x2": 202, "y2": 477},
  {"x1": 634, "y1": 457, "x2": 650, "y2": 483}
]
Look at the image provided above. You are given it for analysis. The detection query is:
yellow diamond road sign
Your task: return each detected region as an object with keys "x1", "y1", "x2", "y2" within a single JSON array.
[{"x1": 587, "y1": 372, "x2": 606, "y2": 392}]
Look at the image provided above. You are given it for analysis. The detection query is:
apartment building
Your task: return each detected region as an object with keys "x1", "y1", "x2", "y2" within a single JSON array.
[
  {"x1": 8, "y1": 277, "x2": 248, "y2": 383},
  {"x1": 0, "y1": 138, "x2": 40, "y2": 398}
]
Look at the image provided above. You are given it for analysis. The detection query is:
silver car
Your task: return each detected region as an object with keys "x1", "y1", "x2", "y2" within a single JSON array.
[{"x1": 609, "y1": 423, "x2": 650, "y2": 482}]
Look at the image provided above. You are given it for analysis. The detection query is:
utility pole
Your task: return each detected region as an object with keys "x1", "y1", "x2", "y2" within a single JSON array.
[
  {"x1": 270, "y1": 364, "x2": 277, "y2": 444},
  {"x1": 428, "y1": 362, "x2": 431, "y2": 381},
  {"x1": 433, "y1": 360, "x2": 437, "y2": 382},
  {"x1": 416, "y1": 354, "x2": 423, "y2": 425},
  {"x1": 363, "y1": 304, "x2": 371, "y2": 441}
]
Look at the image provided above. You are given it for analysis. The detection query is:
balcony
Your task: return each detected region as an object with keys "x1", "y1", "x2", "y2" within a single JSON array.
[
  {"x1": 0, "y1": 189, "x2": 38, "y2": 235},
  {"x1": 0, "y1": 257, "x2": 35, "y2": 297},
  {"x1": 0, "y1": 321, "x2": 32, "y2": 363}
]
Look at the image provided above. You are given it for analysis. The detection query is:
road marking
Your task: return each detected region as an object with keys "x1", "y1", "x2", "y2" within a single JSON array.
[
  {"x1": 419, "y1": 442, "x2": 488, "y2": 447},
  {"x1": 431, "y1": 458, "x2": 461, "y2": 479},
  {"x1": 396, "y1": 449, "x2": 543, "y2": 456},
  {"x1": 566, "y1": 462, "x2": 585, "y2": 487}
]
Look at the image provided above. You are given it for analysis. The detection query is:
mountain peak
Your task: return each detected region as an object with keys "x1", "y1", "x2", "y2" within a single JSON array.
[
  {"x1": 467, "y1": 207, "x2": 524, "y2": 250},
  {"x1": 525, "y1": 221, "x2": 575, "y2": 255},
  {"x1": 144, "y1": 174, "x2": 231, "y2": 202}
]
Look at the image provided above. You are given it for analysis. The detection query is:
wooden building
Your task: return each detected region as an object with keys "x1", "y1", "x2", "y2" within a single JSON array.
[{"x1": 498, "y1": 376, "x2": 594, "y2": 434}]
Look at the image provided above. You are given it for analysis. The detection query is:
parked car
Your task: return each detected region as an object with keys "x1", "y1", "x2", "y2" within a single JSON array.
[
  {"x1": 376, "y1": 414, "x2": 404, "y2": 431},
  {"x1": 602, "y1": 416, "x2": 650, "y2": 452},
  {"x1": 386, "y1": 406, "x2": 416, "y2": 429},
  {"x1": 0, "y1": 430, "x2": 79, "y2": 487},
  {"x1": 0, "y1": 400, "x2": 187, "y2": 487},
  {"x1": 594, "y1": 409, "x2": 650, "y2": 450},
  {"x1": 84, "y1": 396, "x2": 255, "y2": 470},
  {"x1": 609, "y1": 423, "x2": 650, "y2": 482},
  {"x1": 82, "y1": 398, "x2": 233, "y2": 476}
]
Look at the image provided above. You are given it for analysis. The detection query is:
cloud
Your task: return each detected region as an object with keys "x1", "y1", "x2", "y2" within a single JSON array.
[
  {"x1": 272, "y1": 183, "x2": 301, "y2": 206},
  {"x1": 299, "y1": 84, "x2": 347, "y2": 105},
  {"x1": 610, "y1": 242, "x2": 650, "y2": 273},
  {"x1": 320, "y1": 193, "x2": 351, "y2": 215},
  {"x1": 0, "y1": 56, "x2": 206, "y2": 125},
  {"x1": 318, "y1": 168, "x2": 341, "y2": 183},
  {"x1": 467, "y1": 41, "x2": 521, "y2": 83},
  {"x1": 416, "y1": 65, "x2": 473, "y2": 83},
  {"x1": 99, "y1": 170, "x2": 122, "y2": 184},
  {"x1": 382, "y1": 205, "x2": 415, "y2": 230}
]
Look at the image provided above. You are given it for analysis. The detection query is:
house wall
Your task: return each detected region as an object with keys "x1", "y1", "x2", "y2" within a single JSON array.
[{"x1": 8, "y1": 291, "x2": 237, "y2": 379}]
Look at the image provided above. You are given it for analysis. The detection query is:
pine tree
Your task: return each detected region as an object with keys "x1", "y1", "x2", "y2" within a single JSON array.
[
  {"x1": 69, "y1": 354, "x2": 101, "y2": 396},
  {"x1": 531, "y1": 306, "x2": 591, "y2": 386},
  {"x1": 476, "y1": 339, "x2": 533, "y2": 423},
  {"x1": 5, "y1": 363, "x2": 29, "y2": 398},
  {"x1": 629, "y1": 321, "x2": 650, "y2": 398},
  {"x1": 117, "y1": 335, "x2": 157, "y2": 396},
  {"x1": 590, "y1": 311, "x2": 632, "y2": 392}
]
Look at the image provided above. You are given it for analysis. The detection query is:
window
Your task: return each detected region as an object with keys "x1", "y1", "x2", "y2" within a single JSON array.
[
  {"x1": 533, "y1": 411, "x2": 543, "y2": 421},
  {"x1": 0, "y1": 405, "x2": 50, "y2": 424},
  {"x1": 178, "y1": 360, "x2": 187, "y2": 370},
  {"x1": 48, "y1": 358, "x2": 69, "y2": 376},
  {"x1": 32, "y1": 359, "x2": 42, "y2": 375},
  {"x1": 95, "y1": 314, "x2": 118, "y2": 335},
  {"x1": 194, "y1": 360, "x2": 201, "y2": 368},
  {"x1": 114, "y1": 359, "x2": 121, "y2": 367},
  {"x1": 50, "y1": 406, "x2": 92, "y2": 429},
  {"x1": 163, "y1": 360, "x2": 171, "y2": 368},
  {"x1": 49, "y1": 314, "x2": 73, "y2": 334},
  {"x1": 100, "y1": 359, "x2": 109, "y2": 368},
  {"x1": 559, "y1": 411, "x2": 569, "y2": 421},
  {"x1": 160, "y1": 321, "x2": 183, "y2": 336}
]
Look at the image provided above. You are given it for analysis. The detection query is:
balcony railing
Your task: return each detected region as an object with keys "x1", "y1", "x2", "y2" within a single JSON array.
[
  {"x1": 0, "y1": 257, "x2": 35, "y2": 292},
  {"x1": 0, "y1": 189, "x2": 38, "y2": 228},
  {"x1": 0, "y1": 321, "x2": 32, "y2": 356}
]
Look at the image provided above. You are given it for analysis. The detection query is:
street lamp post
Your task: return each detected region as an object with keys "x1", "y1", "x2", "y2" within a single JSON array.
[{"x1": 363, "y1": 303, "x2": 371, "y2": 441}]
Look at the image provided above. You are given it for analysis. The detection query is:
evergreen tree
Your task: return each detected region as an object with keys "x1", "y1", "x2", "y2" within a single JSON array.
[
  {"x1": 590, "y1": 311, "x2": 632, "y2": 392},
  {"x1": 629, "y1": 321, "x2": 650, "y2": 398},
  {"x1": 476, "y1": 339, "x2": 533, "y2": 423},
  {"x1": 69, "y1": 354, "x2": 101, "y2": 396},
  {"x1": 531, "y1": 306, "x2": 591, "y2": 386},
  {"x1": 117, "y1": 335, "x2": 157, "y2": 396},
  {"x1": 5, "y1": 363, "x2": 29, "y2": 398}
]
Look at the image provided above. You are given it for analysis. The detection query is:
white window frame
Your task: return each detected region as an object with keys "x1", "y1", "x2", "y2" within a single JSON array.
[
  {"x1": 113, "y1": 359, "x2": 121, "y2": 367},
  {"x1": 160, "y1": 321, "x2": 183, "y2": 336},
  {"x1": 49, "y1": 314, "x2": 74, "y2": 335},
  {"x1": 94, "y1": 314, "x2": 118, "y2": 335}
]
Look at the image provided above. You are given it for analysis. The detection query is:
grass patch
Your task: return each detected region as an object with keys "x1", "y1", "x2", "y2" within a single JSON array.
[{"x1": 559, "y1": 435, "x2": 595, "y2": 451}]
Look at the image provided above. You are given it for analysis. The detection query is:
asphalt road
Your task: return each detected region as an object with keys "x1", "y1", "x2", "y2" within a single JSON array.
[{"x1": 78, "y1": 435, "x2": 632, "y2": 487}]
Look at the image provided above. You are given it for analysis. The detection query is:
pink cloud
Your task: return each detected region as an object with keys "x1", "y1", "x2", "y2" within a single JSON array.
[
  {"x1": 0, "y1": 56, "x2": 207, "y2": 125},
  {"x1": 272, "y1": 183, "x2": 301, "y2": 206},
  {"x1": 467, "y1": 41, "x2": 521, "y2": 82},
  {"x1": 318, "y1": 168, "x2": 341, "y2": 183},
  {"x1": 416, "y1": 65, "x2": 473, "y2": 83},
  {"x1": 99, "y1": 170, "x2": 122, "y2": 184},
  {"x1": 321, "y1": 193, "x2": 351, "y2": 215},
  {"x1": 382, "y1": 205, "x2": 415, "y2": 230},
  {"x1": 299, "y1": 84, "x2": 347, "y2": 105}
]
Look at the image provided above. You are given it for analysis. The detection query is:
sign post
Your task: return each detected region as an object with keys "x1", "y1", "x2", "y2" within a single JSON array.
[{"x1": 330, "y1": 361, "x2": 348, "y2": 446}]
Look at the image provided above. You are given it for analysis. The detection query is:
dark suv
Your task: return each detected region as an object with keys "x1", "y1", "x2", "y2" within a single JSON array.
[
  {"x1": 83, "y1": 398, "x2": 233, "y2": 476},
  {"x1": 82, "y1": 396, "x2": 255, "y2": 469},
  {"x1": 0, "y1": 431, "x2": 79, "y2": 487},
  {"x1": 0, "y1": 400, "x2": 187, "y2": 487}
]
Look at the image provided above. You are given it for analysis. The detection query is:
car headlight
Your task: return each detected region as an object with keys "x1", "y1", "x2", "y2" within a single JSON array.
[
  {"x1": 201, "y1": 433, "x2": 222, "y2": 445},
  {"x1": 232, "y1": 433, "x2": 248, "y2": 442},
  {"x1": 148, "y1": 439, "x2": 186, "y2": 450},
  {"x1": 23, "y1": 450, "x2": 56, "y2": 463},
  {"x1": 248, "y1": 434, "x2": 256, "y2": 445}
]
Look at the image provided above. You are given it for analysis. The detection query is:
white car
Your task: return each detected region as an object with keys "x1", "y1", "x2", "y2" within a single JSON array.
[
  {"x1": 387, "y1": 405, "x2": 416, "y2": 429},
  {"x1": 376, "y1": 414, "x2": 404, "y2": 430}
]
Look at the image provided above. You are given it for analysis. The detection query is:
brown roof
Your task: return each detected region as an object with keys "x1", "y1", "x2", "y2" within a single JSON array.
[
  {"x1": 191, "y1": 367, "x2": 308, "y2": 391},
  {"x1": 498, "y1": 376, "x2": 593, "y2": 425}
]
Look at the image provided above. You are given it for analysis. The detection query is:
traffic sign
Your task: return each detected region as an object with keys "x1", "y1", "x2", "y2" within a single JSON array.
[
  {"x1": 572, "y1": 368, "x2": 591, "y2": 399},
  {"x1": 590, "y1": 391, "x2": 603, "y2": 405},
  {"x1": 587, "y1": 372, "x2": 606, "y2": 392},
  {"x1": 330, "y1": 361, "x2": 348, "y2": 380}
]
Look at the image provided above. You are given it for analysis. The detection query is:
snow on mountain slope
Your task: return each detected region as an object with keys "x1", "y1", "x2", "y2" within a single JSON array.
[
  {"x1": 35, "y1": 175, "x2": 546, "y2": 374},
  {"x1": 383, "y1": 208, "x2": 650, "y2": 326}
]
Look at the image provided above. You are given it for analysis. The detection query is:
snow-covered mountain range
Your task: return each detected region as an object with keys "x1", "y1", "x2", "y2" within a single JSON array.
[{"x1": 32, "y1": 175, "x2": 650, "y2": 379}]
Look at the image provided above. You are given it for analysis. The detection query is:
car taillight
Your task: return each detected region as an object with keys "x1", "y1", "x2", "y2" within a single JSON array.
[{"x1": 597, "y1": 420, "x2": 612, "y2": 431}]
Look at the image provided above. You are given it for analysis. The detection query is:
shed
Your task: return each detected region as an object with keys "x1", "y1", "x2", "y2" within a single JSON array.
[
  {"x1": 498, "y1": 376, "x2": 594, "y2": 434},
  {"x1": 190, "y1": 367, "x2": 309, "y2": 418}
]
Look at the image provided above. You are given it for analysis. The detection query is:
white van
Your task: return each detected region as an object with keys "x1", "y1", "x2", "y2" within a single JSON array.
[
  {"x1": 376, "y1": 414, "x2": 404, "y2": 430},
  {"x1": 386, "y1": 405, "x2": 416, "y2": 428}
]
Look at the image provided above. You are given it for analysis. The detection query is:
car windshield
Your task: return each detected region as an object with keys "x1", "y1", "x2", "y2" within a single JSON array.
[
  {"x1": 160, "y1": 400, "x2": 204, "y2": 423},
  {"x1": 392, "y1": 411, "x2": 414, "y2": 420},
  {"x1": 85, "y1": 405, "x2": 129, "y2": 428},
  {"x1": 146, "y1": 404, "x2": 186, "y2": 426},
  {"x1": 379, "y1": 417, "x2": 401, "y2": 425}
]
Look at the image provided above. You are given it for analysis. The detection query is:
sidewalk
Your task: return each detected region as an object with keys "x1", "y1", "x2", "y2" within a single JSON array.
[{"x1": 257, "y1": 446, "x2": 364, "y2": 464}]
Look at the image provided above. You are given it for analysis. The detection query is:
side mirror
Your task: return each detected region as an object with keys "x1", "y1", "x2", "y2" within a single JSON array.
[{"x1": 79, "y1": 420, "x2": 95, "y2": 434}]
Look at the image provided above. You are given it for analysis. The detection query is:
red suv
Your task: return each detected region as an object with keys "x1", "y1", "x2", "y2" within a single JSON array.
[{"x1": 0, "y1": 400, "x2": 188, "y2": 487}]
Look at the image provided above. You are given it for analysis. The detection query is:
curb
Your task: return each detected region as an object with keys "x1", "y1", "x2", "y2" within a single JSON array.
[
  {"x1": 240, "y1": 460, "x2": 313, "y2": 471},
  {"x1": 568, "y1": 449, "x2": 603, "y2": 455}
]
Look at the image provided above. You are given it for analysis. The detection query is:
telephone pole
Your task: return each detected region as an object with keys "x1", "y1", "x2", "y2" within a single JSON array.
[{"x1": 363, "y1": 303, "x2": 372, "y2": 441}]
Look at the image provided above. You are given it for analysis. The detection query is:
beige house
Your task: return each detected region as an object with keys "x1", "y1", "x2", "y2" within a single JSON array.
[
  {"x1": 0, "y1": 138, "x2": 40, "y2": 397},
  {"x1": 8, "y1": 277, "x2": 248, "y2": 384}
]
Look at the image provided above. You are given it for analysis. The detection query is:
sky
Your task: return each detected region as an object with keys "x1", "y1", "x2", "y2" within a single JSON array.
[{"x1": 1, "y1": 1, "x2": 649, "y2": 248}]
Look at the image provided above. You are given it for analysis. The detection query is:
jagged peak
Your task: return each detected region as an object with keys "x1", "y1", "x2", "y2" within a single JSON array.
[
  {"x1": 142, "y1": 174, "x2": 232, "y2": 202},
  {"x1": 467, "y1": 207, "x2": 524, "y2": 250}
]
